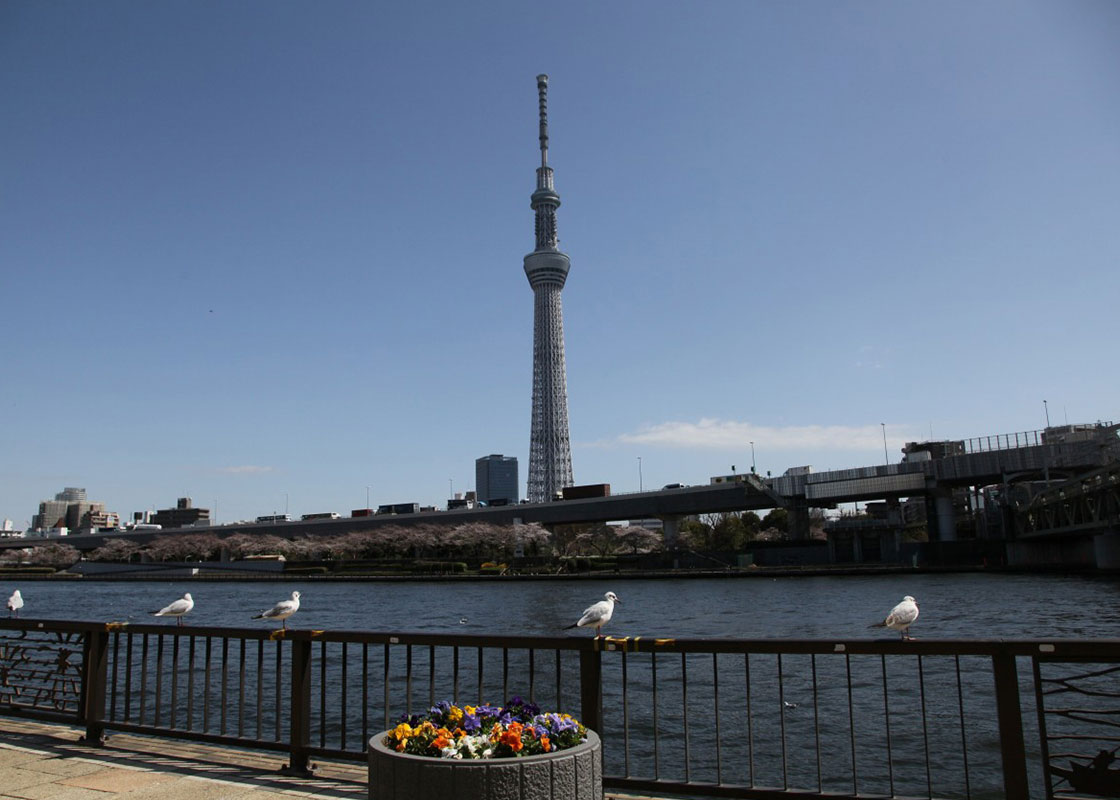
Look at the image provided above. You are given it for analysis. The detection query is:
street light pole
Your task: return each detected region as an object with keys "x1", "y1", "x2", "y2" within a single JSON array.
[
  {"x1": 366, "y1": 485, "x2": 371, "y2": 509},
  {"x1": 881, "y1": 423, "x2": 889, "y2": 465},
  {"x1": 637, "y1": 456, "x2": 643, "y2": 492},
  {"x1": 750, "y1": 441, "x2": 756, "y2": 473},
  {"x1": 1043, "y1": 399, "x2": 1051, "y2": 428}
]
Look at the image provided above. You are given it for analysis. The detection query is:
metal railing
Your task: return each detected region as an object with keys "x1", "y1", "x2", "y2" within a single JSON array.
[
  {"x1": 1, "y1": 619, "x2": 1117, "y2": 799},
  {"x1": 963, "y1": 429, "x2": 1045, "y2": 454}
]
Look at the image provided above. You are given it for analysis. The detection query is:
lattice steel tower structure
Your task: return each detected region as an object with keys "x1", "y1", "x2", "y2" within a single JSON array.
[{"x1": 525, "y1": 74, "x2": 574, "y2": 503}]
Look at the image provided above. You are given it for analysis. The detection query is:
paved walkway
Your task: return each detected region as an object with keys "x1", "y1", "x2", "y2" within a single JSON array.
[
  {"x1": 0, "y1": 718, "x2": 366, "y2": 799},
  {"x1": 0, "y1": 719, "x2": 652, "y2": 800}
]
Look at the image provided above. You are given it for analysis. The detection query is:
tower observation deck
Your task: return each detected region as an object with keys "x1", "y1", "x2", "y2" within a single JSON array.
[{"x1": 525, "y1": 74, "x2": 574, "y2": 503}]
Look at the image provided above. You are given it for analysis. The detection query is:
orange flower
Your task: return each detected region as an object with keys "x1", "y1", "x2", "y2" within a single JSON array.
[
  {"x1": 432, "y1": 735, "x2": 451, "y2": 750},
  {"x1": 541, "y1": 736, "x2": 551, "y2": 752}
]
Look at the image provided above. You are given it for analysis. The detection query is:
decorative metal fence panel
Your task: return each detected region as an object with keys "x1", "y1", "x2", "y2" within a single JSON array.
[
  {"x1": 0, "y1": 624, "x2": 85, "y2": 720},
  {"x1": 1, "y1": 618, "x2": 1118, "y2": 800},
  {"x1": 1034, "y1": 654, "x2": 1120, "y2": 799}
]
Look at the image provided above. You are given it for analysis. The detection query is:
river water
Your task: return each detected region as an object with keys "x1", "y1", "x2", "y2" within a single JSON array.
[
  {"x1": 7, "y1": 571, "x2": 1120, "y2": 638},
  {"x1": 4, "y1": 572, "x2": 1119, "y2": 799}
]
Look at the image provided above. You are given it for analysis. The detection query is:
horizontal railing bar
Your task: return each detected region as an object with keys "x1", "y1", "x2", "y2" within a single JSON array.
[
  {"x1": 104, "y1": 720, "x2": 291, "y2": 753},
  {"x1": 3, "y1": 619, "x2": 1118, "y2": 659},
  {"x1": 0, "y1": 706, "x2": 79, "y2": 725},
  {"x1": 603, "y1": 776, "x2": 935, "y2": 800},
  {"x1": 307, "y1": 745, "x2": 364, "y2": 761}
]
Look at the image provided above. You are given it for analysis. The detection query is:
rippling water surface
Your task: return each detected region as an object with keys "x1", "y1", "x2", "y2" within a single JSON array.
[{"x1": 8, "y1": 571, "x2": 1120, "y2": 638}]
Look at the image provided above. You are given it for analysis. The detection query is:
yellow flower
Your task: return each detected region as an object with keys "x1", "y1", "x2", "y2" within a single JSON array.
[{"x1": 448, "y1": 706, "x2": 464, "y2": 724}]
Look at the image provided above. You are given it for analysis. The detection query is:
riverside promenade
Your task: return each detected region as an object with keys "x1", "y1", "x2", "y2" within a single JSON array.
[
  {"x1": 0, "y1": 719, "x2": 644, "y2": 800},
  {"x1": 0, "y1": 718, "x2": 366, "y2": 800}
]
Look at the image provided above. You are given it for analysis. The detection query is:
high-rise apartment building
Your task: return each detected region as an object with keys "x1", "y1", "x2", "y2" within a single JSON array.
[{"x1": 476, "y1": 454, "x2": 520, "y2": 506}]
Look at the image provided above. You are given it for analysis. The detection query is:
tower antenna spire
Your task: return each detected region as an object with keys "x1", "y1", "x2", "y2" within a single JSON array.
[{"x1": 537, "y1": 74, "x2": 550, "y2": 168}]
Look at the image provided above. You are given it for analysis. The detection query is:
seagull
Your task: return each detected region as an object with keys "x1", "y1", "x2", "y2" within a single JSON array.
[
  {"x1": 253, "y1": 591, "x2": 301, "y2": 629},
  {"x1": 870, "y1": 595, "x2": 919, "y2": 640},
  {"x1": 565, "y1": 591, "x2": 621, "y2": 638},
  {"x1": 151, "y1": 593, "x2": 194, "y2": 626},
  {"x1": 7, "y1": 589, "x2": 24, "y2": 618},
  {"x1": 783, "y1": 701, "x2": 799, "y2": 709}
]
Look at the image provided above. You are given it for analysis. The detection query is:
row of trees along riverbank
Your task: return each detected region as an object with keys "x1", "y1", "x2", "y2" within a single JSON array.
[{"x1": 0, "y1": 511, "x2": 826, "y2": 574}]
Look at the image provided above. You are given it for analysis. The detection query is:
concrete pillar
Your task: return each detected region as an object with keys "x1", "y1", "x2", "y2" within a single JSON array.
[
  {"x1": 660, "y1": 516, "x2": 681, "y2": 549},
  {"x1": 788, "y1": 499, "x2": 811, "y2": 541},
  {"x1": 926, "y1": 490, "x2": 957, "y2": 541},
  {"x1": 1094, "y1": 532, "x2": 1120, "y2": 569}
]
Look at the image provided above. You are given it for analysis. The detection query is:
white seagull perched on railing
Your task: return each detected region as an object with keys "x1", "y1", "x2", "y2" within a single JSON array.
[
  {"x1": 565, "y1": 591, "x2": 621, "y2": 638},
  {"x1": 7, "y1": 589, "x2": 24, "y2": 618},
  {"x1": 151, "y1": 593, "x2": 194, "y2": 626},
  {"x1": 253, "y1": 591, "x2": 301, "y2": 629},
  {"x1": 870, "y1": 595, "x2": 919, "y2": 640}
]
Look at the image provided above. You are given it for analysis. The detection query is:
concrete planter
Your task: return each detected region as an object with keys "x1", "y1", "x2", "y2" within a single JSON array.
[{"x1": 368, "y1": 729, "x2": 602, "y2": 800}]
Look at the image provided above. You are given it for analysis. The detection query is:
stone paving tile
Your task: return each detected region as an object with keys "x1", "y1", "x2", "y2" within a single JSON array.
[
  {"x1": 59, "y1": 767, "x2": 176, "y2": 793},
  {"x1": 4, "y1": 783, "x2": 113, "y2": 800},
  {"x1": 18, "y1": 755, "x2": 107, "y2": 778},
  {"x1": 0, "y1": 749, "x2": 45, "y2": 769},
  {"x1": 0, "y1": 766, "x2": 58, "y2": 792},
  {"x1": 119, "y1": 776, "x2": 265, "y2": 800}
]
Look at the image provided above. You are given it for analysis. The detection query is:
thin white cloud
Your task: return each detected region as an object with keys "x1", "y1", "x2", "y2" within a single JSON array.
[
  {"x1": 215, "y1": 465, "x2": 275, "y2": 475},
  {"x1": 600, "y1": 418, "x2": 910, "y2": 451}
]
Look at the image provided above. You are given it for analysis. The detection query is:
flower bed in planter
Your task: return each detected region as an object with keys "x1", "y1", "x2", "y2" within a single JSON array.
[{"x1": 367, "y1": 699, "x2": 602, "y2": 800}]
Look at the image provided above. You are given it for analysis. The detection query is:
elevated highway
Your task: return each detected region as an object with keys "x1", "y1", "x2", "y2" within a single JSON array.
[
  {"x1": 4, "y1": 423, "x2": 1115, "y2": 554},
  {"x1": 0, "y1": 478, "x2": 782, "y2": 553}
]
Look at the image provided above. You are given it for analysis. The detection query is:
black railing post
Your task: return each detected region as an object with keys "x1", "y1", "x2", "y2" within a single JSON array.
[
  {"x1": 80, "y1": 627, "x2": 109, "y2": 745},
  {"x1": 992, "y1": 650, "x2": 1030, "y2": 799},
  {"x1": 284, "y1": 634, "x2": 314, "y2": 775},
  {"x1": 579, "y1": 645, "x2": 603, "y2": 736}
]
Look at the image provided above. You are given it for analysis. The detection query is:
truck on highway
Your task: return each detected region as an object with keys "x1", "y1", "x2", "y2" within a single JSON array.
[
  {"x1": 560, "y1": 483, "x2": 611, "y2": 500},
  {"x1": 377, "y1": 503, "x2": 421, "y2": 515}
]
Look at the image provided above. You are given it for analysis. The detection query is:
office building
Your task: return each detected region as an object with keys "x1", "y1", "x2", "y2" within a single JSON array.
[
  {"x1": 151, "y1": 497, "x2": 211, "y2": 529},
  {"x1": 476, "y1": 454, "x2": 520, "y2": 505}
]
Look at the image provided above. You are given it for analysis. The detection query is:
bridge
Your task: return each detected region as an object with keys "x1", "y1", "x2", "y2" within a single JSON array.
[{"x1": 4, "y1": 422, "x2": 1116, "y2": 556}]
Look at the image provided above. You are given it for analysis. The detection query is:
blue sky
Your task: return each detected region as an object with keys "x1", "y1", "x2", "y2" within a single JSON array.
[{"x1": 2, "y1": 1, "x2": 1118, "y2": 525}]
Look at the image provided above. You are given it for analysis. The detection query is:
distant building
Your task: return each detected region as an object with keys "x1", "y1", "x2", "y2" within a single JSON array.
[
  {"x1": 32, "y1": 499, "x2": 69, "y2": 531},
  {"x1": 476, "y1": 454, "x2": 520, "y2": 506},
  {"x1": 32, "y1": 487, "x2": 115, "y2": 533},
  {"x1": 151, "y1": 497, "x2": 211, "y2": 529},
  {"x1": 448, "y1": 491, "x2": 478, "y2": 510}
]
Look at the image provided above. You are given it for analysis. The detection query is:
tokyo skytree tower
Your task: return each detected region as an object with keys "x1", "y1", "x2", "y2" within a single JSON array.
[{"x1": 525, "y1": 74, "x2": 574, "y2": 503}]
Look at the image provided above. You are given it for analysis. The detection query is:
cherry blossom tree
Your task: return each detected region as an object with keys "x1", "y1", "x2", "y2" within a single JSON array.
[
  {"x1": 89, "y1": 538, "x2": 142, "y2": 562},
  {"x1": 144, "y1": 533, "x2": 222, "y2": 562},
  {"x1": 26, "y1": 543, "x2": 80, "y2": 568}
]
